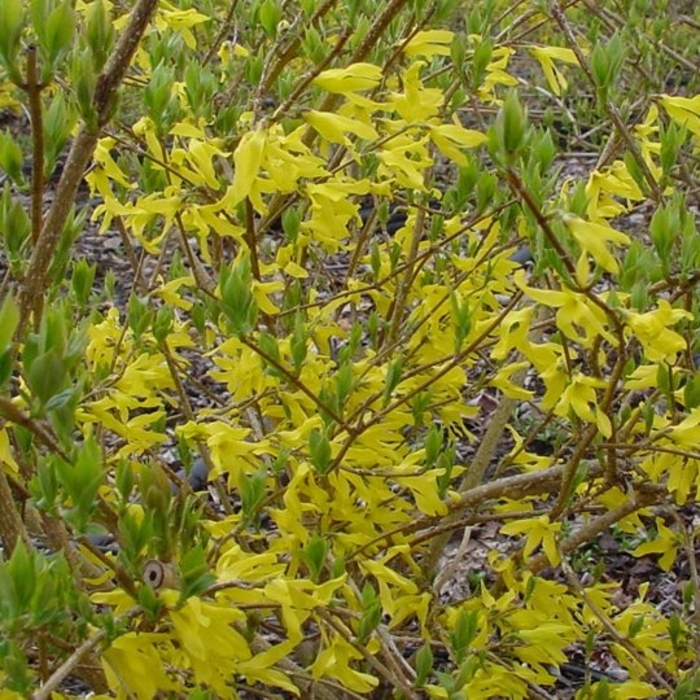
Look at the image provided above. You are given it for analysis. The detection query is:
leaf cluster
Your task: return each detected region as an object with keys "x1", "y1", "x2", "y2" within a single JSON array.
[{"x1": 0, "y1": 0, "x2": 700, "y2": 698}]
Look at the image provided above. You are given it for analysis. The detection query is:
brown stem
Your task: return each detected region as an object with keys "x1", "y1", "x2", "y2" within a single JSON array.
[
  {"x1": 349, "y1": 461, "x2": 605, "y2": 561},
  {"x1": 423, "y1": 307, "x2": 543, "y2": 572},
  {"x1": 244, "y1": 198, "x2": 260, "y2": 280},
  {"x1": 261, "y1": 0, "x2": 338, "y2": 95},
  {"x1": 549, "y1": 1, "x2": 663, "y2": 201},
  {"x1": 249, "y1": 635, "x2": 340, "y2": 700},
  {"x1": 240, "y1": 334, "x2": 348, "y2": 429},
  {"x1": 17, "y1": 0, "x2": 159, "y2": 333},
  {"x1": 547, "y1": 423, "x2": 598, "y2": 521},
  {"x1": 380, "y1": 204, "x2": 426, "y2": 350},
  {"x1": 322, "y1": 611, "x2": 420, "y2": 700},
  {"x1": 0, "y1": 465, "x2": 30, "y2": 553},
  {"x1": 76, "y1": 534, "x2": 138, "y2": 598},
  {"x1": 92, "y1": 0, "x2": 159, "y2": 119},
  {"x1": 530, "y1": 485, "x2": 666, "y2": 575},
  {"x1": 113, "y1": 215, "x2": 145, "y2": 291},
  {"x1": 560, "y1": 555, "x2": 673, "y2": 692},
  {"x1": 272, "y1": 25, "x2": 353, "y2": 127},
  {"x1": 174, "y1": 215, "x2": 217, "y2": 297},
  {"x1": 348, "y1": 0, "x2": 408, "y2": 65},
  {"x1": 348, "y1": 292, "x2": 523, "y2": 431},
  {"x1": 505, "y1": 168, "x2": 575, "y2": 276},
  {"x1": 41, "y1": 516, "x2": 102, "y2": 583},
  {"x1": 0, "y1": 397, "x2": 69, "y2": 459},
  {"x1": 159, "y1": 342, "x2": 224, "y2": 518},
  {"x1": 202, "y1": 0, "x2": 240, "y2": 66},
  {"x1": 32, "y1": 607, "x2": 141, "y2": 700},
  {"x1": 298, "y1": 0, "x2": 409, "y2": 150}
]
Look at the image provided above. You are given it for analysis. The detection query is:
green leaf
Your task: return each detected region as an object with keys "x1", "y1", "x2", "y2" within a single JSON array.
[
  {"x1": 309, "y1": 428, "x2": 332, "y2": 474},
  {"x1": 240, "y1": 467, "x2": 267, "y2": 525},
  {"x1": 382, "y1": 358, "x2": 402, "y2": 407},
  {"x1": 0, "y1": 639, "x2": 31, "y2": 693},
  {"x1": 43, "y1": 93, "x2": 77, "y2": 178},
  {"x1": 470, "y1": 37, "x2": 492, "y2": 90},
  {"x1": 335, "y1": 363, "x2": 354, "y2": 403},
  {"x1": 357, "y1": 582, "x2": 381, "y2": 644},
  {"x1": 424, "y1": 424, "x2": 442, "y2": 465},
  {"x1": 144, "y1": 62, "x2": 178, "y2": 130},
  {"x1": 668, "y1": 613, "x2": 682, "y2": 649},
  {"x1": 450, "y1": 292, "x2": 471, "y2": 352},
  {"x1": 43, "y1": 386, "x2": 76, "y2": 412},
  {"x1": 0, "y1": 131, "x2": 24, "y2": 185},
  {"x1": 71, "y1": 258, "x2": 96, "y2": 307},
  {"x1": 0, "y1": 0, "x2": 24, "y2": 80},
  {"x1": 127, "y1": 293, "x2": 153, "y2": 339},
  {"x1": 590, "y1": 33, "x2": 624, "y2": 98},
  {"x1": 219, "y1": 255, "x2": 257, "y2": 335},
  {"x1": 179, "y1": 545, "x2": 215, "y2": 599},
  {"x1": 258, "y1": 0, "x2": 282, "y2": 38},
  {"x1": 0, "y1": 293, "x2": 19, "y2": 353},
  {"x1": 70, "y1": 48, "x2": 98, "y2": 124},
  {"x1": 627, "y1": 614, "x2": 645, "y2": 639},
  {"x1": 54, "y1": 437, "x2": 104, "y2": 528},
  {"x1": 137, "y1": 579, "x2": 164, "y2": 619},
  {"x1": 496, "y1": 90, "x2": 527, "y2": 157},
  {"x1": 683, "y1": 374, "x2": 700, "y2": 410},
  {"x1": 25, "y1": 349, "x2": 65, "y2": 407},
  {"x1": 450, "y1": 609, "x2": 478, "y2": 662},
  {"x1": 300, "y1": 534, "x2": 328, "y2": 582},
  {"x1": 592, "y1": 678, "x2": 610, "y2": 700},
  {"x1": 115, "y1": 459, "x2": 135, "y2": 501},
  {"x1": 6, "y1": 539, "x2": 37, "y2": 613},
  {"x1": 415, "y1": 642, "x2": 434, "y2": 687},
  {"x1": 43, "y1": 1, "x2": 75, "y2": 74},
  {"x1": 0, "y1": 186, "x2": 31, "y2": 268},
  {"x1": 660, "y1": 119, "x2": 686, "y2": 176},
  {"x1": 290, "y1": 312, "x2": 308, "y2": 373},
  {"x1": 29, "y1": 457, "x2": 59, "y2": 514},
  {"x1": 153, "y1": 306, "x2": 173, "y2": 345},
  {"x1": 84, "y1": 0, "x2": 114, "y2": 71},
  {"x1": 674, "y1": 669, "x2": 700, "y2": 699}
]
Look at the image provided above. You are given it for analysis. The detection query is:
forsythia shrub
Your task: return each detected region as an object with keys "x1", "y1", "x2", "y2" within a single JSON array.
[{"x1": 0, "y1": 0, "x2": 699, "y2": 697}]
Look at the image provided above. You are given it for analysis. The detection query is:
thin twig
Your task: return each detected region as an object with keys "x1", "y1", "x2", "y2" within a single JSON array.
[
  {"x1": 549, "y1": 1, "x2": 663, "y2": 201},
  {"x1": 26, "y1": 44, "x2": 44, "y2": 245},
  {"x1": 33, "y1": 607, "x2": 141, "y2": 700},
  {"x1": 561, "y1": 557, "x2": 674, "y2": 693},
  {"x1": 17, "y1": 0, "x2": 159, "y2": 332}
]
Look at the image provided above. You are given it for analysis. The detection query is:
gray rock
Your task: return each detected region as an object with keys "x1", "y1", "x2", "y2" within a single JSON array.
[{"x1": 170, "y1": 457, "x2": 210, "y2": 494}]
